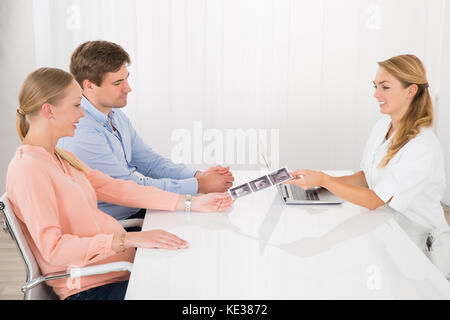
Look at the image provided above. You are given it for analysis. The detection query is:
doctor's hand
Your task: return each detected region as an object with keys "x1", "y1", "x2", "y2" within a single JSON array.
[
  {"x1": 284, "y1": 170, "x2": 326, "y2": 190},
  {"x1": 195, "y1": 166, "x2": 235, "y2": 193},
  {"x1": 192, "y1": 192, "x2": 235, "y2": 212}
]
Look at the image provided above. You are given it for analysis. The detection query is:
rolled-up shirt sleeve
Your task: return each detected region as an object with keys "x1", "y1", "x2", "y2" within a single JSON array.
[
  {"x1": 8, "y1": 166, "x2": 116, "y2": 268},
  {"x1": 129, "y1": 125, "x2": 196, "y2": 180},
  {"x1": 127, "y1": 117, "x2": 198, "y2": 193},
  {"x1": 372, "y1": 141, "x2": 433, "y2": 212}
]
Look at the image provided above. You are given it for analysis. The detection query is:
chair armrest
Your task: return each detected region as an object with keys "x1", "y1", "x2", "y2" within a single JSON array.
[
  {"x1": 69, "y1": 261, "x2": 133, "y2": 278},
  {"x1": 119, "y1": 218, "x2": 144, "y2": 229},
  {"x1": 21, "y1": 261, "x2": 134, "y2": 293}
]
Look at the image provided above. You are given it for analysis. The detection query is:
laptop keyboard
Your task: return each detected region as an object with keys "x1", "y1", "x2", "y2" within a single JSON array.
[
  {"x1": 290, "y1": 185, "x2": 319, "y2": 201},
  {"x1": 306, "y1": 189, "x2": 319, "y2": 201}
]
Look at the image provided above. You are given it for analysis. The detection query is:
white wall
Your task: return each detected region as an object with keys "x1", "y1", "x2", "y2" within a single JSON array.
[
  {"x1": 437, "y1": 1, "x2": 450, "y2": 206},
  {"x1": 130, "y1": 0, "x2": 446, "y2": 171},
  {"x1": 0, "y1": 0, "x2": 36, "y2": 194}
]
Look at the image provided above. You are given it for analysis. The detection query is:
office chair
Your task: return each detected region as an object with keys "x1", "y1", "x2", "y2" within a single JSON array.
[
  {"x1": 426, "y1": 226, "x2": 450, "y2": 281},
  {"x1": 0, "y1": 193, "x2": 141, "y2": 300}
]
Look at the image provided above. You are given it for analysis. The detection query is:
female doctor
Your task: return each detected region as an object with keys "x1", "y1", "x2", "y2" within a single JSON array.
[{"x1": 285, "y1": 54, "x2": 447, "y2": 251}]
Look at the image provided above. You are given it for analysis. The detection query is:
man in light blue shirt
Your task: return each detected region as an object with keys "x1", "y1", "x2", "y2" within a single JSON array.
[{"x1": 58, "y1": 40, "x2": 234, "y2": 221}]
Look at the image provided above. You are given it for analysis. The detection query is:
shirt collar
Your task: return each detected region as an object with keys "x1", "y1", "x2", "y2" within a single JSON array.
[
  {"x1": 383, "y1": 119, "x2": 396, "y2": 144},
  {"x1": 81, "y1": 96, "x2": 117, "y2": 126}
]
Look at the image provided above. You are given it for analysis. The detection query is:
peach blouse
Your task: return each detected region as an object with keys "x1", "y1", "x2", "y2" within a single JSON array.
[{"x1": 6, "y1": 145, "x2": 181, "y2": 299}]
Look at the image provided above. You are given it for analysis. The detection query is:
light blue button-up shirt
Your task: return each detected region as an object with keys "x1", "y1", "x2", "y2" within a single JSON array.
[{"x1": 57, "y1": 96, "x2": 198, "y2": 220}]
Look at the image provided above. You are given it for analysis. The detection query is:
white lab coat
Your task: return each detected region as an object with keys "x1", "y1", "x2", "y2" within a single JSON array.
[{"x1": 360, "y1": 116, "x2": 447, "y2": 252}]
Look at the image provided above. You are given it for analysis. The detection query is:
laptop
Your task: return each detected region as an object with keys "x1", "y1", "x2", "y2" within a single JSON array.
[{"x1": 262, "y1": 154, "x2": 344, "y2": 205}]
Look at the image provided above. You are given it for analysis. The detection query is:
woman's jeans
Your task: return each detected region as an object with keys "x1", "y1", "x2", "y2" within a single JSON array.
[{"x1": 65, "y1": 281, "x2": 129, "y2": 300}]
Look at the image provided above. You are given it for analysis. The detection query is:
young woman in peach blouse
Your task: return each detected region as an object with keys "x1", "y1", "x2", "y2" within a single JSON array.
[{"x1": 7, "y1": 67, "x2": 234, "y2": 300}]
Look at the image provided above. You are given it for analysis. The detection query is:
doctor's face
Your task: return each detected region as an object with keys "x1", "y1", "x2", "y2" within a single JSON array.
[{"x1": 373, "y1": 67, "x2": 412, "y2": 119}]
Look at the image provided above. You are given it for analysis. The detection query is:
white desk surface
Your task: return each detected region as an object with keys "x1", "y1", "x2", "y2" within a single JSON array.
[{"x1": 125, "y1": 170, "x2": 450, "y2": 299}]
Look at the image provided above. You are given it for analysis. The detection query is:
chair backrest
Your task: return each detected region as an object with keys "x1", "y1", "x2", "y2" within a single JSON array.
[{"x1": 0, "y1": 193, "x2": 58, "y2": 300}]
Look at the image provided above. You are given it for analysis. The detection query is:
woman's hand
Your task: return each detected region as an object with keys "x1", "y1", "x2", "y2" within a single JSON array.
[
  {"x1": 125, "y1": 229, "x2": 189, "y2": 250},
  {"x1": 191, "y1": 192, "x2": 235, "y2": 212},
  {"x1": 284, "y1": 170, "x2": 326, "y2": 190}
]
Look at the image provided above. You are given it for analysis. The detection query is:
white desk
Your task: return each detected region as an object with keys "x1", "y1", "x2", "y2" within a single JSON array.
[{"x1": 125, "y1": 170, "x2": 450, "y2": 299}]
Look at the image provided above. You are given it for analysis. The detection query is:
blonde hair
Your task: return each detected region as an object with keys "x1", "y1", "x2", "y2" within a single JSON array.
[
  {"x1": 17, "y1": 67, "x2": 88, "y2": 173},
  {"x1": 377, "y1": 54, "x2": 433, "y2": 168}
]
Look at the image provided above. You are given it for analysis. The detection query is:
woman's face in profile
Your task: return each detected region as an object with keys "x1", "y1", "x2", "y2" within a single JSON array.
[
  {"x1": 51, "y1": 80, "x2": 85, "y2": 138},
  {"x1": 373, "y1": 67, "x2": 414, "y2": 119}
]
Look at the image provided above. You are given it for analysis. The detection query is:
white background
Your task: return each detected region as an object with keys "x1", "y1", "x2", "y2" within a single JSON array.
[{"x1": 0, "y1": 0, "x2": 449, "y2": 204}]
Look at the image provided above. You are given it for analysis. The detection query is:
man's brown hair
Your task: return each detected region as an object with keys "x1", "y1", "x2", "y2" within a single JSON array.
[{"x1": 70, "y1": 40, "x2": 131, "y2": 88}]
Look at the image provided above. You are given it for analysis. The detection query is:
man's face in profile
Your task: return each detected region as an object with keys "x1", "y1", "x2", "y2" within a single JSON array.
[{"x1": 92, "y1": 64, "x2": 132, "y2": 109}]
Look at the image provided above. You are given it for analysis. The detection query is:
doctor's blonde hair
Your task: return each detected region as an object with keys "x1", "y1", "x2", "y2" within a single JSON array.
[
  {"x1": 377, "y1": 54, "x2": 433, "y2": 168},
  {"x1": 17, "y1": 67, "x2": 88, "y2": 173}
]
